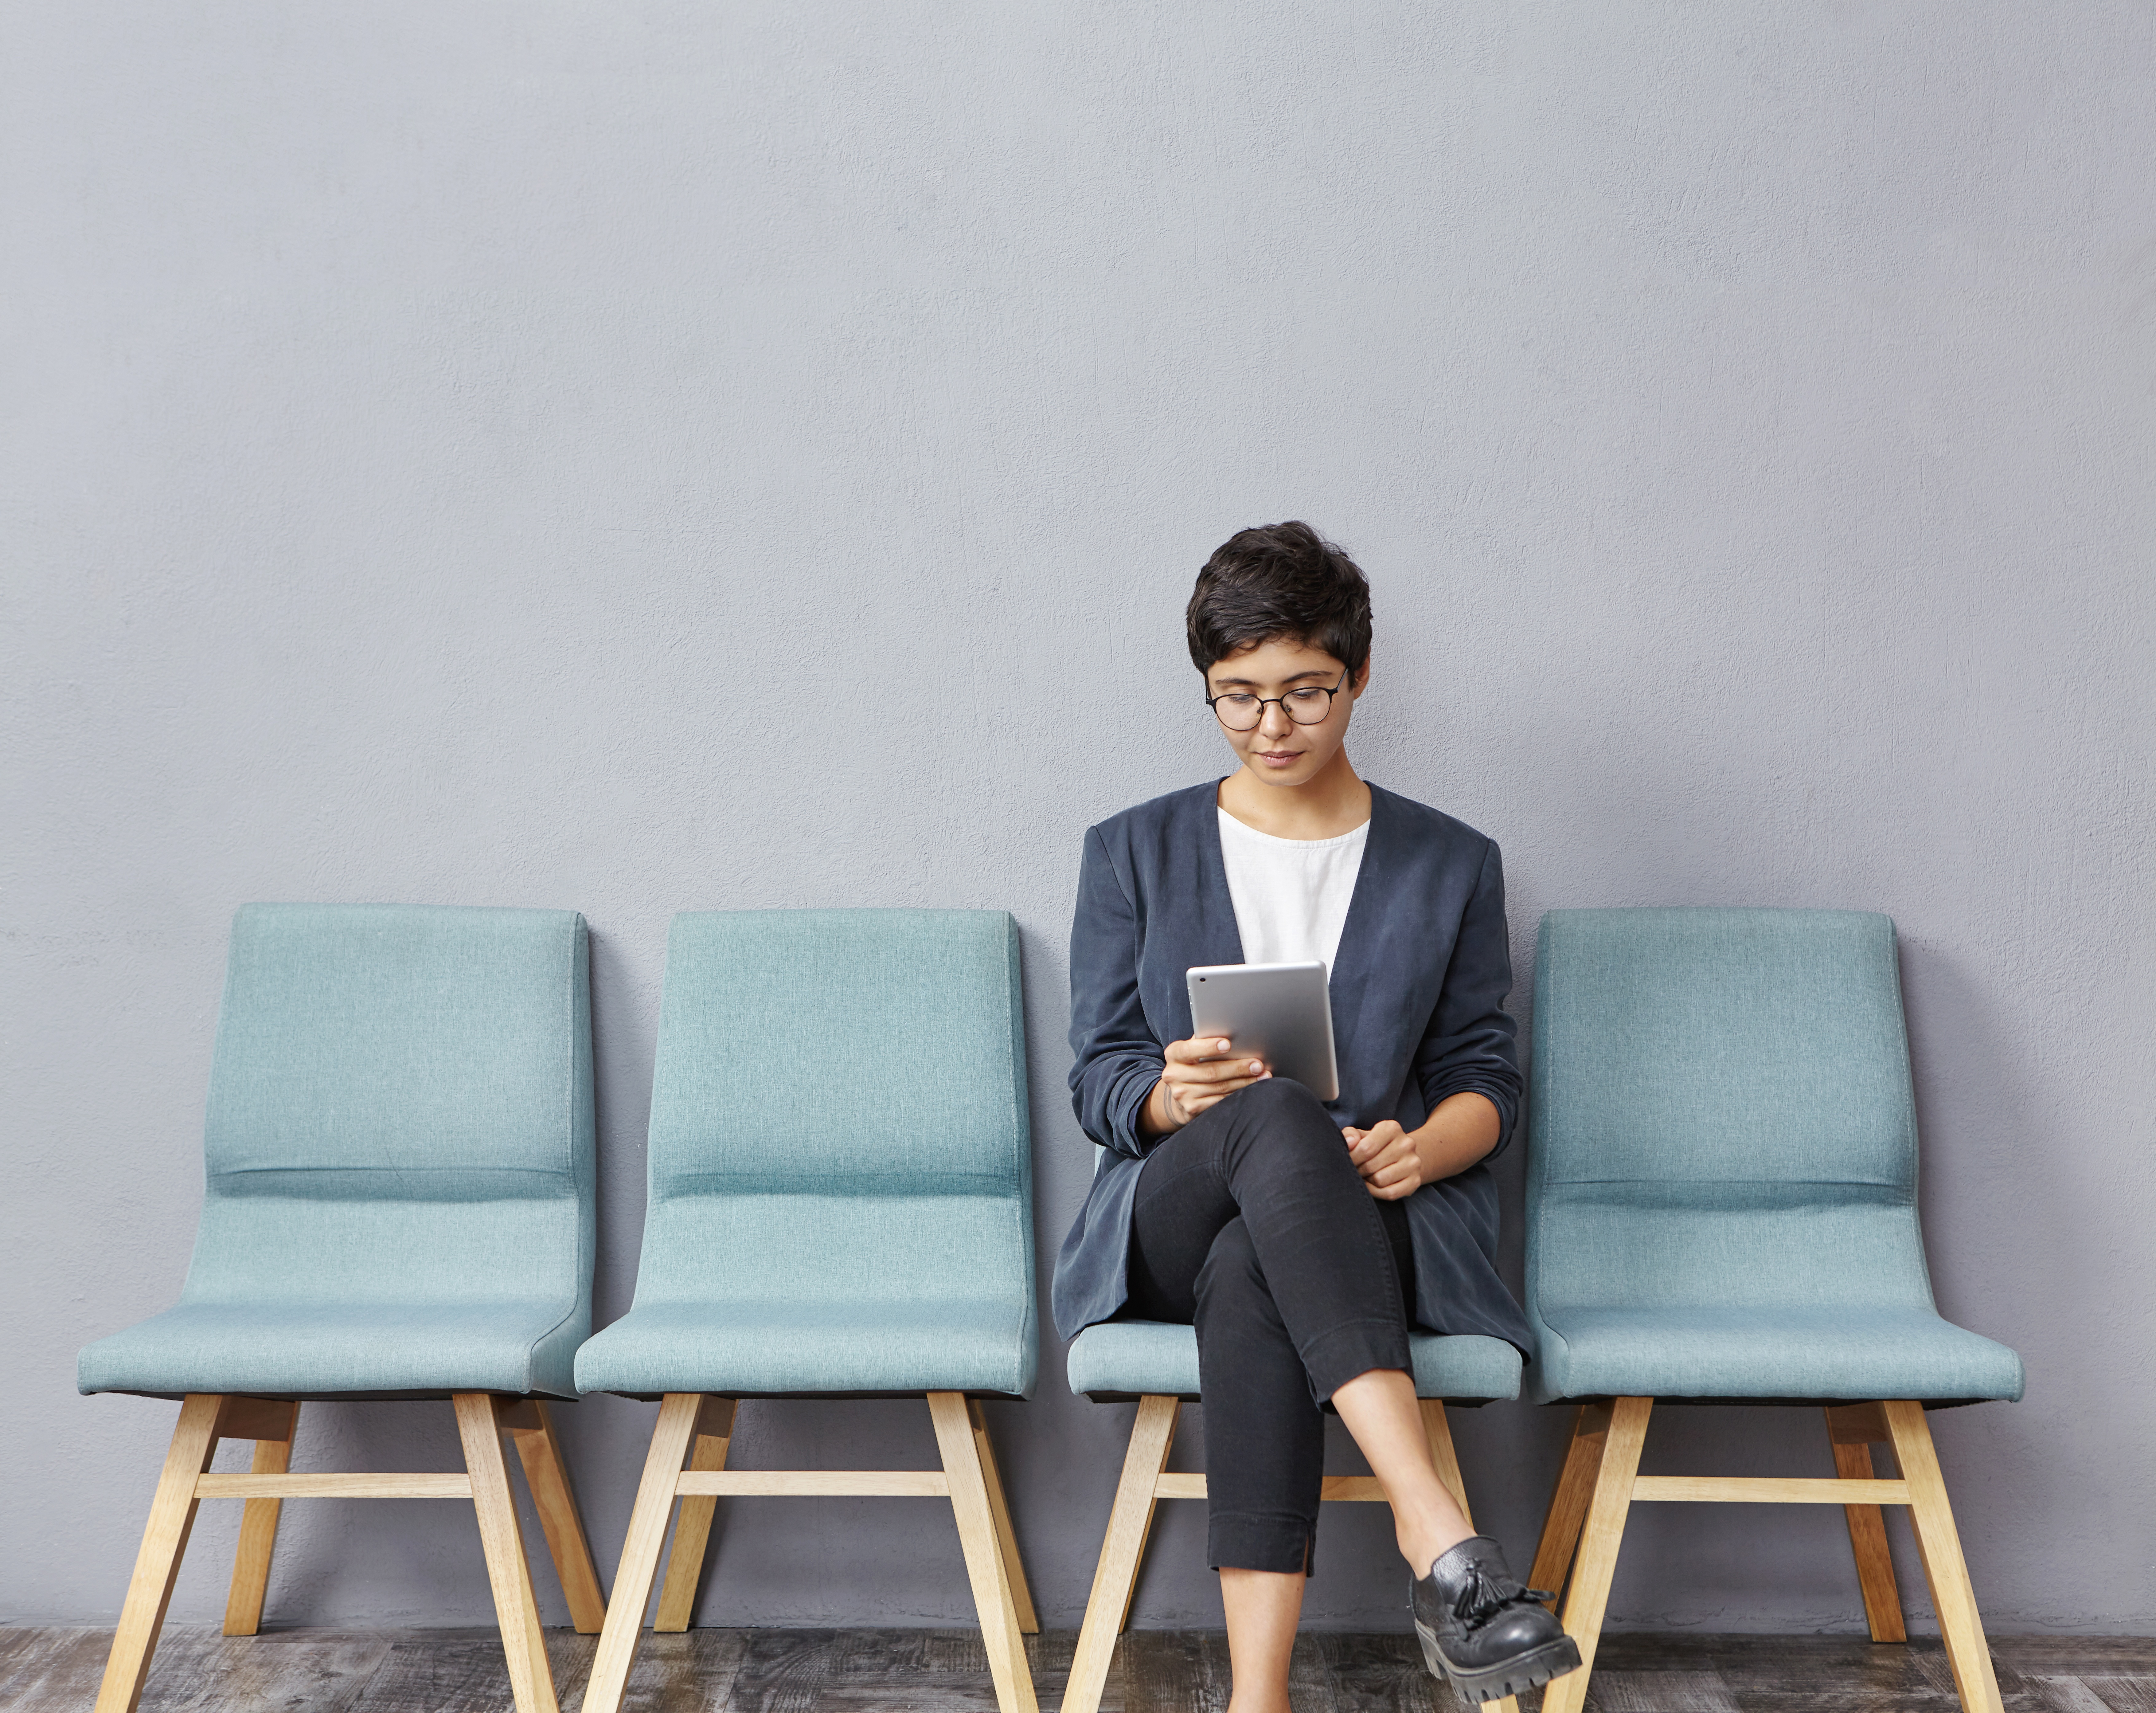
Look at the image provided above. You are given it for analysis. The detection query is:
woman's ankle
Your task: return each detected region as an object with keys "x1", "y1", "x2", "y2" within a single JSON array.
[{"x1": 1399, "y1": 1513, "x2": 1477, "y2": 1579}]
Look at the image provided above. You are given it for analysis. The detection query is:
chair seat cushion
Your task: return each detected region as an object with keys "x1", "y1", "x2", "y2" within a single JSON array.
[
  {"x1": 76, "y1": 1301, "x2": 585, "y2": 1399},
  {"x1": 574, "y1": 1300, "x2": 1035, "y2": 1398},
  {"x1": 1066, "y1": 1319, "x2": 1522, "y2": 1402},
  {"x1": 1529, "y1": 1305, "x2": 2026, "y2": 1404}
]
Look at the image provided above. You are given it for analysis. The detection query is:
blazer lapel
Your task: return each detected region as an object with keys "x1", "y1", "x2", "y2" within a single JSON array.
[
  {"x1": 1146, "y1": 781, "x2": 1245, "y2": 1048},
  {"x1": 1196, "y1": 780, "x2": 1248, "y2": 968},
  {"x1": 1326, "y1": 783, "x2": 1401, "y2": 1087}
]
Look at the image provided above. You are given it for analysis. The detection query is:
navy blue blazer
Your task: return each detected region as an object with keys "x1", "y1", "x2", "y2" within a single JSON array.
[{"x1": 1051, "y1": 779, "x2": 1534, "y2": 1354}]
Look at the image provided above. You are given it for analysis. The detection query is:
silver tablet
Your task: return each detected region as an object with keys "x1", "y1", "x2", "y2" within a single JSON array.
[{"x1": 1185, "y1": 960, "x2": 1340, "y2": 1102}]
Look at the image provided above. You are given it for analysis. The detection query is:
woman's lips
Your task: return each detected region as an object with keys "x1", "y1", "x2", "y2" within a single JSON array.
[{"x1": 1258, "y1": 750, "x2": 1301, "y2": 766}]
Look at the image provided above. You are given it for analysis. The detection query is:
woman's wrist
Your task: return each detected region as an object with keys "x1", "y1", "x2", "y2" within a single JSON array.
[
  {"x1": 1409, "y1": 1092, "x2": 1502, "y2": 1183},
  {"x1": 1139, "y1": 1076, "x2": 1179, "y2": 1140}
]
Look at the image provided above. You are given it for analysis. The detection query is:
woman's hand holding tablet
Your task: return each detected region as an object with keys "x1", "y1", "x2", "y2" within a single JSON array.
[{"x1": 1142, "y1": 1036, "x2": 1272, "y2": 1136}]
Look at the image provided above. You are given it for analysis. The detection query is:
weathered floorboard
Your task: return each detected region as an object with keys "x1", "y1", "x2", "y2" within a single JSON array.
[
  {"x1": 338, "y1": 1627, "x2": 596, "y2": 1713},
  {"x1": 1121, "y1": 1628, "x2": 1231, "y2": 1713},
  {"x1": 1303, "y1": 1632, "x2": 1443, "y2": 1713},
  {"x1": 2071, "y1": 1680, "x2": 2156, "y2": 1713},
  {"x1": 1586, "y1": 1666, "x2": 1740, "y2": 1711},
  {"x1": 0, "y1": 1627, "x2": 131, "y2": 1709},
  {"x1": 139, "y1": 1630, "x2": 391, "y2": 1712},
  {"x1": 2022, "y1": 1681, "x2": 2119, "y2": 1713},
  {"x1": 2, "y1": 1624, "x2": 2150, "y2": 1713},
  {"x1": 618, "y1": 1629, "x2": 751, "y2": 1713}
]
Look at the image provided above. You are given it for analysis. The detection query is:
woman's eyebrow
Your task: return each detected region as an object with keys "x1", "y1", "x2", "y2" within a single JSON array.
[{"x1": 1212, "y1": 669, "x2": 1334, "y2": 689}]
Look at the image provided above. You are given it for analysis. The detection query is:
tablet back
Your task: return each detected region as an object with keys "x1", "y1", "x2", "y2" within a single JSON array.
[{"x1": 1185, "y1": 960, "x2": 1339, "y2": 1102}]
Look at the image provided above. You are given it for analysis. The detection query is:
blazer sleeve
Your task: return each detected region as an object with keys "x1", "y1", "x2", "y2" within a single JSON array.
[
  {"x1": 1413, "y1": 836, "x2": 1524, "y2": 1156},
  {"x1": 1066, "y1": 824, "x2": 1166, "y2": 1159}
]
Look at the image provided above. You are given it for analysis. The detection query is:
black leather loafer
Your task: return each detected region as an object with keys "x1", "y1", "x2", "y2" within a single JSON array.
[{"x1": 1411, "y1": 1535, "x2": 1583, "y2": 1703}]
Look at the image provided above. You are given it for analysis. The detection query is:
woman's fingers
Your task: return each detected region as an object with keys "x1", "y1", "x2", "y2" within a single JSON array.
[
  {"x1": 1368, "y1": 1154, "x2": 1421, "y2": 1194},
  {"x1": 1346, "y1": 1121, "x2": 1423, "y2": 1194},
  {"x1": 1345, "y1": 1120, "x2": 1402, "y2": 1169},
  {"x1": 1172, "y1": 1057, "x2": 1266, "y2": 1088},
  {"x1": 1165, "y1": 1037, "x2": 1265, "y2": 1081},
  {"x1": 1182, "y1": 1072, "x2": 1264, "y2": 1110},
  {"x1": 1159, "y1": 1039, "x2": 1269, "y2": 1123}
]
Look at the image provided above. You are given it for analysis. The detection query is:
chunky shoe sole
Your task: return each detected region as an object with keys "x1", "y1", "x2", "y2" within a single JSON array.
[{"x1": 1413, "y1": 1624, "x2": 1584, "y2": 1703}]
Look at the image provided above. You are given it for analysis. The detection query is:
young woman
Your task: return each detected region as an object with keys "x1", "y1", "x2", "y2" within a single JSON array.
[{"x1": 1052, "y1": 523, "x2": 1581, "y2": 1710}]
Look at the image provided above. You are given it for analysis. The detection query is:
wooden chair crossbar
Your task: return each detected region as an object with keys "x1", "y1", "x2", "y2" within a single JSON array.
[
  {"x1": 96, "y1": 1392, "x2": 605, "y2": 1713},
  {"x1": 579, "y1": 1391, "x2": 1037, "y2": 1713},
  {"x1": 1527, "y1": 1398, "x2": 2004, "y2": 1713},
  {"x1": 1061, "y1": 1396, "x2": 1521, "y2": 1713}
]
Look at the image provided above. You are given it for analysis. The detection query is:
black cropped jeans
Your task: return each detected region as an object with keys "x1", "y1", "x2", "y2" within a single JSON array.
[{"x1": 1123, "y1": 1076, "x2": 1416, "y2": 1575}]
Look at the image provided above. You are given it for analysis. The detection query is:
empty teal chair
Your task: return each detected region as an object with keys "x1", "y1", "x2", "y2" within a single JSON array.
[
  {"x1": 1521, "y1": 908, "x2": 2023, "y2": 1713},
  {"x1": 574, "y1": 910, "x2": 1038, "y2": 1713},
  {"x1": 1060, "y1": 1322, "x2": 1525, "y2": 1713},
  {"x1": 79, "y1": 903, "x2": 606, "y2": 1713}
]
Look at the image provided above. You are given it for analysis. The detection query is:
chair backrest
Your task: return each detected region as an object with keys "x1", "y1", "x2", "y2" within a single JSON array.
[
  {"x1": 633, "y1": 909, "x2": 1033, "y2": 1314},
  {"x1": 1526, "y1": 907, "x2": 1938, "y2": 1319},
  {"x1": 180, "y1": 903, "x2": 595, "y2": 1317}
]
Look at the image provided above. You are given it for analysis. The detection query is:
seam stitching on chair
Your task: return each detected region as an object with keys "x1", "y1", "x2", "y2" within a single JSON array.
[
  {"x1": 1547, "y1": 1178, "x2": 1909, "y2": 1189},
  {"x1": 1005, "y1": 912, "x2": 1033, "y2": 1397},
  {"x1": 564, "y1": 914, "x2": 576, "y2": 1184}
]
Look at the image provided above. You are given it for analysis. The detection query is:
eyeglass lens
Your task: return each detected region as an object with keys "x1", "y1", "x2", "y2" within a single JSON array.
[{"x1": 1212, "y1": 688, "x2": 1335, "y2": 731}]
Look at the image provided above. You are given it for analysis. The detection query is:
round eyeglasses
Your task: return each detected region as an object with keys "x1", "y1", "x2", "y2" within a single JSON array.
[{"x1": 1205, "y1": 665, "x2": 1351, "y2": 732}]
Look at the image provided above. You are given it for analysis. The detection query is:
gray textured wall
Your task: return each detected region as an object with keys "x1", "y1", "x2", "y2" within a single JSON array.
[{"x1": 5, "y1": 1, "x2": 2151, "y2": 1636}]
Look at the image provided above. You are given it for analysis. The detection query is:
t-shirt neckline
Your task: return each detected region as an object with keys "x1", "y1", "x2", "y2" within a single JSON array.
[{"x1": 1216, "y1": 806, "x2": 1372, "y2": 851}]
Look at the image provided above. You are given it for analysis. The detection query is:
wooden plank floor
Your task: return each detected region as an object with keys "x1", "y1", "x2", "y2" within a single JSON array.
[{"x1": 3, "y1": 1625, "x2": 2152, "y2": 1712}]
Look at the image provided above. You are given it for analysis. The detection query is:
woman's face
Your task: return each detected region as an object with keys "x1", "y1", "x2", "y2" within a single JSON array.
[{"x1": 1204, "y1": 634, "x2": 1369, "y2": 789}]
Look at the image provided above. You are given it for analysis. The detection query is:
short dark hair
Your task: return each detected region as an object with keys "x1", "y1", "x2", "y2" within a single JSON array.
[{"x1": 1186, "y1": 521, "x2": 1373, "y2": 677}]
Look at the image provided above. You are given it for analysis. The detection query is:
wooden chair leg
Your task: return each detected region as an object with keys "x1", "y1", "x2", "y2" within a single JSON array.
[
  {"x1": 1529, "y1": 1401, "x2": 1612, "y2": 1610},
  {"x1": 95, "y1": 1393, "x2": 226, "y2": 1713},
  {"x1": 929, "y1": 1392, "x2": 1038, "y2": 1713},
  {"x1": 968, "y1": 1398, "x2": 1039, "y2": 1634},
  {"x1": 1825, "y1": 1405, "x2": 1906, "y2": 1644},
  {"x1": 653, "y1": 1397, "x2": 735, "y2": 1633},
  {"x1": 582, "y1": 1392, "x2": 705, "y2": 1713},
  {"x1": 1882, "y1": 1401, "x2": 2006, "y2": 1713},
  {"x1": 504, "y1": 1400, "x2": 608, "y2": 1635},
  {"x1": 222, "y1": 1399, "x2": 299, "y2": 1636},
  {"x1": 1418, "y1": 1401, "x2": 1521, "y2": 1713},
  {"x1": 454, "y1": 1394, "x2": 560, "y2": 1713},
  {"x1": 1539, "y1": 1396, "x2": 1651, "y2": 1713},
  {"x1": 1064, "y1": 1396, "x2": 1180, "y2": 1713}
]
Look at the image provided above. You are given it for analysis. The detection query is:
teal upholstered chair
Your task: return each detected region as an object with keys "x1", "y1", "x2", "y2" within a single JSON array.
[
  {"x1": 1521, "y1": 908, "x2": 2024, "y2": 1713},
  {"x1": 79, "y1": 903, "x2": 606, "y2": 1713},
  {"x1": 1060, "y1": 1319, "x2": 1527, "y2": 1713},
  {"x1": 574, "y1": 910, "x2": 1039, "y2": 1713}
]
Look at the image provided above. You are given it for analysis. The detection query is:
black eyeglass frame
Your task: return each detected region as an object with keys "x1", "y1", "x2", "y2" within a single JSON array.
[{"x1": 1204, "y1": 663, "x2": 1354, "y2": 732}]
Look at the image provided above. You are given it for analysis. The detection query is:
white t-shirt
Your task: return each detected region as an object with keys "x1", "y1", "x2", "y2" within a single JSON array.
[{"x1": 1216, "y1": 807, "x2": 1370, "y2": 973}]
